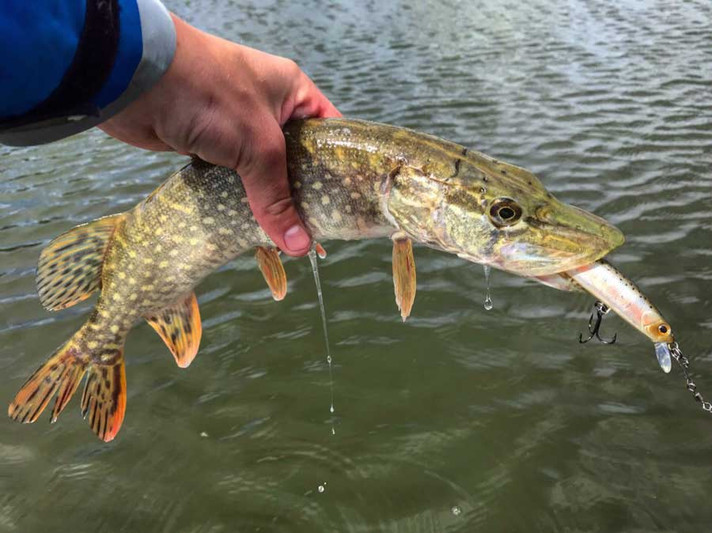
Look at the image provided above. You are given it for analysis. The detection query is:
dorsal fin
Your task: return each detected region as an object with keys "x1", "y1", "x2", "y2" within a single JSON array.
[
  {"x1": 145, "y1": 292, "x2": 202, "y2": 368},
  {"x1": 36, "y1": 213, "x2": 125, "y2": 311}
]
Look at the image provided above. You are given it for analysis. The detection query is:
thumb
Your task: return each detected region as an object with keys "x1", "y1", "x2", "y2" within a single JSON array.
[{"x1": 238, "y1": 124, "x2": 311, "y2": 256}]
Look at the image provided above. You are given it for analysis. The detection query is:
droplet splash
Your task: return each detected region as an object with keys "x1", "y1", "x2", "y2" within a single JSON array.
[
  {"x1": 483, "y1": 265, "x2": 493, "y2": 310},
  {"x1": 654, "y1": 342, "x2": 672, "y2": 374},
  {"x1": 308, "y1": 246, "x2": 336, "y2": 433},
  {"x1": 451, "y1": 505, "x2": 462, "y2": 516}
]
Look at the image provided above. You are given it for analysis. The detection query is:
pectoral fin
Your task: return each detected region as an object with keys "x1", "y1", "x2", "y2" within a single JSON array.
[
  {"x1": 392, "y1": 234, "x2": 416, "y2": 321},
  {"x1": 256, "y1": 247, "x2": 287, "y2": 301},
  {"x1": 146, "y1": 292, "x2": 202, "y2": 368}
]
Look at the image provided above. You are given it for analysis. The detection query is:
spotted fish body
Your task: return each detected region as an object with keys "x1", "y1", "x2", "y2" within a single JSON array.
[{"x1": 9, "y1": 118, "x2": 625, "y2": 441}]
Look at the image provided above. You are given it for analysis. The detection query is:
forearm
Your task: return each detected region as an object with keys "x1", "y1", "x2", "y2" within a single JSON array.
[
  {"x1": 2, "y1": 2, "x2": 341, "y2": 256},
  {"x1": 0, "y1": 0, "x2": 175, "y2": 146}
]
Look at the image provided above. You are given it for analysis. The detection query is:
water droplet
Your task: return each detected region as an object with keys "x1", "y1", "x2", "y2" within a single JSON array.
[
  {"x1": 483, "y1": 265, "x2": 493, "y2": 310},
  {"x1": 200, "y1": 431, "x2": 208, "y2": 438},
  {"x1": 451, "y1": 505, "x2": 462, "y2": 516},
  {"x1": 318, "y1": 484, "x2": 326, "y2": 493}
]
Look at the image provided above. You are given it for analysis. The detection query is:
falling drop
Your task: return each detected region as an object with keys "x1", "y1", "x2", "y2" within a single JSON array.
[
  {"x1": 483, "y1": 265, "x2": 493, "y2": 310},
  {"x1": 308, "y1": 246, "x2": 336, "y2": 433},
  {"x1": 318, "y1": 483, "x2": 326, "y2": 493}
]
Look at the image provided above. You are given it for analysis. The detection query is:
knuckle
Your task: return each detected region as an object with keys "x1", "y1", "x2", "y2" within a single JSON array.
[
  {"x1": 281, "y1": 58, "x2": 300, "y2": 76},
  {"x1": 263, "y1": 197, "x2": 294, "y2": 219}
]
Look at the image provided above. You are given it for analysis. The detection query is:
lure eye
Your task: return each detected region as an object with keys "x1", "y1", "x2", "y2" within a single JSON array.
[
  {"x1": 488, "y1": 198, "x2": 523, "y2": 227},
  {"x1": 658, "y1": 324, "x2": 670, "y2": 335}
]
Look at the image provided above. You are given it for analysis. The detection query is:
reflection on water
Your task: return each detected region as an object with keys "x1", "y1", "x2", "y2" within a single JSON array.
[{"x1": 1, "y1": 0, "x2": 711, "y2": 531}]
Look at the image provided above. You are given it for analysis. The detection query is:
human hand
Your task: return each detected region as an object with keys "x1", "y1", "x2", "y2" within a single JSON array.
[{"x1": 99, "y1": 14, "x2": 340, "y2": 256}]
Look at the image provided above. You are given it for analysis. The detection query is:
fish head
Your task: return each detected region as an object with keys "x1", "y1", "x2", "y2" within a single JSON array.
[{"x1": 386, "y1": 154, "x2": 624, "y2": 277}]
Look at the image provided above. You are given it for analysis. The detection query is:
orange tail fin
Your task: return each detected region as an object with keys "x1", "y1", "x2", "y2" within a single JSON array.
[
  {"x1": 9, "y1": 342, "x2": 86, "y2": 425},
  {"x1": 9, "y1": 335, "x2": 127, "y2": 442},
  {"x1": 80, "y1": 356, "x2": 126, "y2": 442}
]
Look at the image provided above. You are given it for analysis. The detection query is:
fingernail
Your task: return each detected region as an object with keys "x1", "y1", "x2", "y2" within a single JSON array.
[{"x1": 283, "y1": 225, "x2": 311, "y2": 253}]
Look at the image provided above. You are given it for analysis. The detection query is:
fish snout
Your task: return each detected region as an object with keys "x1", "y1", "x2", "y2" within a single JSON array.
[{"x1": 495, "y1": 201, "x2": 624, "y2": 276}]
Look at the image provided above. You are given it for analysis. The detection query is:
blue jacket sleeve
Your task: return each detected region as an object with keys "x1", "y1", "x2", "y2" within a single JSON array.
[{"x1": 0, "y1": 0, "x2": 175, "y2": 146}]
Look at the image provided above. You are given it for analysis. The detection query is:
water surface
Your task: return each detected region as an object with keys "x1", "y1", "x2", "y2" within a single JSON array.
[{"x1": 1, "y1": 0, "x2": 711, "y2": 531}]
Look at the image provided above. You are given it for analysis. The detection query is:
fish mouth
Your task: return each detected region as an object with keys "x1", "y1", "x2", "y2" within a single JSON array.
[{"x1": 493, "y1": 202, "x2": 625, "y2": 277}]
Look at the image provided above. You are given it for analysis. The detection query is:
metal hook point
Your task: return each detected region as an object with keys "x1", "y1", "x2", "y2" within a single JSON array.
[{"x1": 579, "y1": 301, "x2": 617, "y2": 344}]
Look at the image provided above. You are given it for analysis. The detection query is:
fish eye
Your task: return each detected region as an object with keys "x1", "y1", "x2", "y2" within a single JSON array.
[{"x1": 488, "y1": 198, "x2": 523, "y2": 227}]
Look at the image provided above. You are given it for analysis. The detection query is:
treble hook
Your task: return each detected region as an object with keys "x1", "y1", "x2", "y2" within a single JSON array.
[{"x1": 579, "y1": 301, "x2": 617, "y2": 344}]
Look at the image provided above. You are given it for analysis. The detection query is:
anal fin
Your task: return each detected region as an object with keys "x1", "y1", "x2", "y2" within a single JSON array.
[
  {"x1": 145, "y1": 292, "x2": 202, "y2": 368},
  {"x1": 36, "y1": 213, "x2": 125, "y2": 311}
]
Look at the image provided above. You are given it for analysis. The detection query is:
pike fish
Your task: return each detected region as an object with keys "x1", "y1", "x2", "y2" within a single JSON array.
[{"x1": 9, "y1": 118, "x2": 630, "y2": 441}]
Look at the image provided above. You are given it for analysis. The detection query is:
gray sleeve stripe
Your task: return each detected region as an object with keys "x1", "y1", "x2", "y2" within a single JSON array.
[{"x1": 0, "y1": 0, "x2": 177, "y2": 147}]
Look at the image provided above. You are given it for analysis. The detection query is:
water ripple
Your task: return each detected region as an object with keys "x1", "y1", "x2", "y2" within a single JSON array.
[{"x1": 1, "y1": 0, "x2": 711, "y2": 531}]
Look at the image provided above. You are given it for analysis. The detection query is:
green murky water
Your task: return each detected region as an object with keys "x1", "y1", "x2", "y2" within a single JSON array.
[{"x1": 2, "y1": 1, "x2": 712, "y2": 531}]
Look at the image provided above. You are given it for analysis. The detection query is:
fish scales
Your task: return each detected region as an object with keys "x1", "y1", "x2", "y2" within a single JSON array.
[{"x1": 9, "y1": 118, "x2": 626, "y2": 441}]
